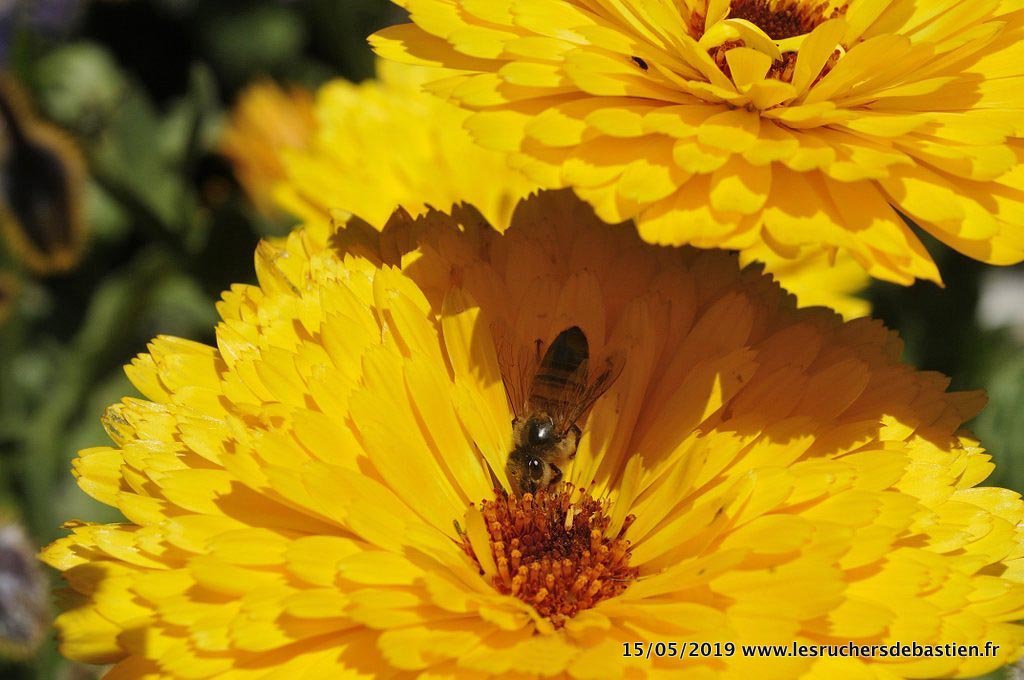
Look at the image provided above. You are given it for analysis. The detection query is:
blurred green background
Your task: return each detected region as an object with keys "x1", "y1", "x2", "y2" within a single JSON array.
[{"x1": 0, "y1": 1, "x2": 1021, "y2": 678}]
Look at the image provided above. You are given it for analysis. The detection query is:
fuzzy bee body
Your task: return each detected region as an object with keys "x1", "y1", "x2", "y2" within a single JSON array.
[{"x1": 503, "y1": 326, "x2": 621, "y2": 496}]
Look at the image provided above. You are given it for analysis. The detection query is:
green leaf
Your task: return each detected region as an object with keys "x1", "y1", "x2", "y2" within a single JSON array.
[
  {"x1": 974, "y1": 350, "x2": 1024, "y2": 494},
  {"x1": 32, "y1": 42, "x2": 128, "y2": 136},
  {"x1": 90, "y1": 87, "x2": 191, "y2": 229},
  {"x1": 197, "y1": 3, "x2": 307, "y2": 86}
]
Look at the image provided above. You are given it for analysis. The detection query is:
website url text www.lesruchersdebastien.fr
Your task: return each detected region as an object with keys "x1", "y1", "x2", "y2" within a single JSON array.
[{"x1": 621, "y1": 641, "x2": 1002, "y2": 660}]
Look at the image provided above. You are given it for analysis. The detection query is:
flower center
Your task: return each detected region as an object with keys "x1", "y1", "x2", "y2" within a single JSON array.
[
  {"x1": 463, "y1": 486, "x2": 638, "y2": 629},
  {"x1": 729, "y1": 0, "x2": 833, "y2": 40},
  {"x1": 692, "y1": 1, "x2": 846, "y2": 85}
]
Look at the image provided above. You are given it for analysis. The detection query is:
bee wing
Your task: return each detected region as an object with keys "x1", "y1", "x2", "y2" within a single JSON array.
[
  {"x1": 494, "y1": 325, "x2": 537, "y2": 419},
  {"x1": 555, "y1": 350, "x2": 625, "y2": 436}
]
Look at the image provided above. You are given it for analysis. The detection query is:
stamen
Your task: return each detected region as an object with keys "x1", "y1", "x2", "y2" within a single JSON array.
[
  {"x1": 730, "y1": 0, "x2": 834, "y2": 40},
  {"x1": 695, "y1": 1, "x2": 847, "y2": 86},
  {"x1": 461, "y1": 486, "x2": 638, "y2": 628}
]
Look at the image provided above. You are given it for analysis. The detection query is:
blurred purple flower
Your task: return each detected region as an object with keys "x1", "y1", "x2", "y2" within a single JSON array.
[
  {"x1": 26, "y1": 0, "x2": 83, "y2": 31},
  {"x1": 0, "y1": 0, "x2": 84, "y2": 62}
]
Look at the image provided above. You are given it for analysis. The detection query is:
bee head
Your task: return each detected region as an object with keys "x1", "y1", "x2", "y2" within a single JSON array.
[{"x1": 506, "y1": 447, "x2": 563, "y2": 496}]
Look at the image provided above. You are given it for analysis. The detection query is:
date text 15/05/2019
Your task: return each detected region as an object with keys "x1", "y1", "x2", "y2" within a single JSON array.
[{"x1": 621, "y1": 641, "x2": 1002, "y2": 660}]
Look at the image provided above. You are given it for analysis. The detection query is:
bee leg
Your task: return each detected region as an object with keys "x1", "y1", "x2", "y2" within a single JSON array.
[{"x1": 567, "y1": 424, "x2": 583, "y2": 459}]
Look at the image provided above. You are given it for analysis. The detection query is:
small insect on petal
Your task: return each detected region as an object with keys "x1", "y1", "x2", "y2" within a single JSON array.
[
  {"x1": 0, "y1": 522, "x2": 49, "y2": 660},
  {"x1": 0, "y1": 76, "x2": 86, "y2": 274},
  {"x1": 630, "y1": 56, "x2": 649, "y2": 70}
]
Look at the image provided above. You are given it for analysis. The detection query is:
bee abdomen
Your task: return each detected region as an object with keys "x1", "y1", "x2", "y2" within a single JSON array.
[{"x1": 529, "y1": 326, "x2": 588, "y2": 410}]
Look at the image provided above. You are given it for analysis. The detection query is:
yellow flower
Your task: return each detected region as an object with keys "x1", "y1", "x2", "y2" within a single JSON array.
[
  {"x1": 265, "y1": 59, "x2": 869, "y2": 316},
  {"x1": 42, "y1": 191, "x2": 1023, "y2": 678},
  {"x1": 741, "y1": 244, "x2": 870, "y2": 319},
  {"x1": 219, "y1": 80, "x2": 317, "y2": 217},
  {"x1": 274, "y1": 60, "x2": 535, "y2": 233},
  {"x1": 373, "y1": 0, "x2": 1024, "y2": 285}
]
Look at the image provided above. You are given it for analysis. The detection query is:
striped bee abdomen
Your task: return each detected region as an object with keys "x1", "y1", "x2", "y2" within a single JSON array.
[{"x1": 528, "y1": 326, "x2": 589, "y2": 414}]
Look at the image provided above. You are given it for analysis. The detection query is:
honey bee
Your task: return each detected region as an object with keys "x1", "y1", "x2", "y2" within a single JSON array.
[{"x1": 501, "y1": 326, "x2": 623, "y2": 496}]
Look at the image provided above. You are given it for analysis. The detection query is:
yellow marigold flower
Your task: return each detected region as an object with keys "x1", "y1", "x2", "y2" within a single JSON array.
[
  {"x1": 274, "y1": 60, "x2": 535, "y2": 232},
  {"x1": 372, "y1": 0, "x2": 1024, "y2": 285},
  {"x1": 742, "y1": 244, "x2": 870, "y2": 319},
  {"x1": 266, "y1": 60, "x2": 869, "y2": 316},
  {"x1": 42, "y1": 190, "x2": 1023, "y2": 677},
  {"x1": 219, "y1": 80, "x2": 317, "y2": 217}
]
